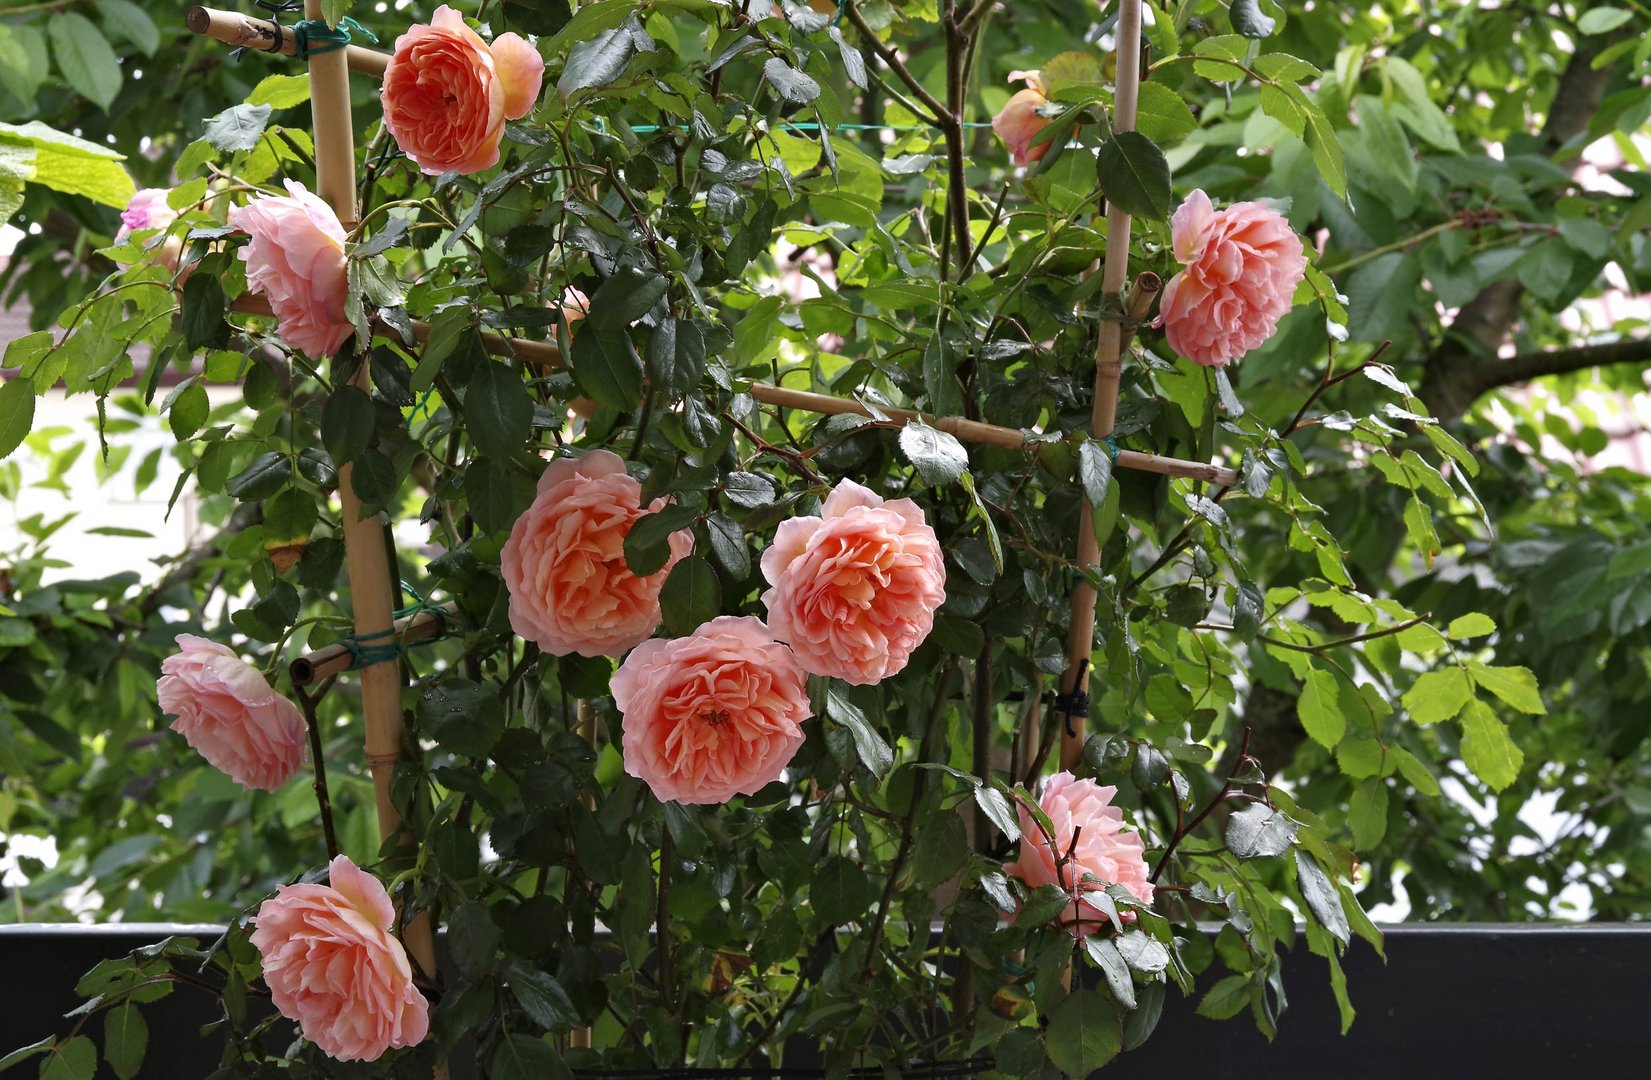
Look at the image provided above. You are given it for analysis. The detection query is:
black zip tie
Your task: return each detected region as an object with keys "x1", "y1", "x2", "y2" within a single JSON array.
[{"x1": 1054, "y1": 657, "x2": 1091, "y2": 740}]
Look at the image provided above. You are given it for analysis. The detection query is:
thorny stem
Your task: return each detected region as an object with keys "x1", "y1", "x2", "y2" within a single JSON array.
[
  {"x1": 941, "y1": 0, "x2": 974, "y2": 280},
  {"x1": 1190, "y1": 615, "x2": 1427, "y2": 654},
  {"x1": 844, "y1": 3, "x2": 949, "y2": 125},
  {"x1": 1150, "y1": 727, "x2": 1254, "y2": 883},
  {"x1": 293, "y1": 682, "x2": 341, "y2": 861}
]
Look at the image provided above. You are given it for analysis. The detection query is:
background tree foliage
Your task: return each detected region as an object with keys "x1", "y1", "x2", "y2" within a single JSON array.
[{"x1": 1, "y1": 0, "x2": 1650, "y2": 1074}]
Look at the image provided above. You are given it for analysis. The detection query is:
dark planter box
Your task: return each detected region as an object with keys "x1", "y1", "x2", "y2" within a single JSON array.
[{"x1": 0, "y1": 924, "x2": 1643, "y2": 1077}]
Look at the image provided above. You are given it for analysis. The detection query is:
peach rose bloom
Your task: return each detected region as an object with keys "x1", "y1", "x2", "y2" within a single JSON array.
[
  {"x1": 760, "y1": 478, "x2": 945, "y2": 685},
  {"x1": 501, "y1": 449, "x2": 693, "y2": 657},
  {"x1": 114, "y1": 187, "x2": 181, "y2": 267},
  {"x1": 612, "y1": 616, "x2": 811, "y2": 804},
  {"x1": 157, "y1": 634, "x2": 306, "y2": 792},
  {"x1": 251, "y1": 855, "x2": 430, "y2": 1062},
  {"x1": 381, "y1": 5, "x2": 545, "y2": 175},
  {"x1": 1002, "y1": 772, "x2": 1155, "y2": 934},
  {"x1": 227, "y1": 180, "x2": 352, "y2": 359},
  {"x1": 993, "y1": 71, "x2": 1052, "y2": 168},
  {"x1": 1159, "y1": 188, "x2": 1307, "y2": 368}
]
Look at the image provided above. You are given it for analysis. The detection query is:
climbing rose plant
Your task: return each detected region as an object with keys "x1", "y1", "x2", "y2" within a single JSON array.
[{"x1": 0, "y1": 0, "x2": 1555, "y2": 1076}]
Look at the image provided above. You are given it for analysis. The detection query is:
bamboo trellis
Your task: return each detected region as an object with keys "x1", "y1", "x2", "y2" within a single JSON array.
[
  {"x1": 229, "y1": 291, "x2": 1237, "y2": 487},
  {"x1": 193, "y1": 1, "x2": 1199, "y2": 1027},
  {"x1": 290, "y1": 0, "x2": 447, "y2": 1030},
  {"x1": 1059, "y1": 0, "x2": 1148, "y2": 772}
]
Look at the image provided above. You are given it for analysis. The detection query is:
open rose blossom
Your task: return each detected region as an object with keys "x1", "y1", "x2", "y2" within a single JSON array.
[
  {"x1": 113, "y1": 187, "x2": 181, "y2": 267},
  {"x1": 1159, "y1": 188, "x2": 1307, "y2": 368},
  {"x1": 1002, "y1": 772, "x2": 1155, "y2": 934},
  {"x1": 992, "y1": 70, "x2": 1052, "y2": 167},
  {"x1": 251, "y1": 855, "x2": 430, "y2": 1062},
  {"x1": 760, "y1": 478, "x2": 946, "y2": 685},
  {"x1": 381, "y1": 5, "x2": 545, "y2": 175},
  {"x1": 501, "y1": 449, "x2": 692, "y2": 657},
  {"x1": 157, "y1": 634, "x2": 306, "y2": 792},
  {"x1": 227, "y1": 180, "x2": 352, "y2": 358},
  {"x1": 612, "y1": 616, "x2": 811, "y2": 804}
]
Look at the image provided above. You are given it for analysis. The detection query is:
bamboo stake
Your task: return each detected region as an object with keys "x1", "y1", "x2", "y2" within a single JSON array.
[
  {"x1": 228, "y1": 294, "x2": 1237, "y2": 486},
  {"x1": 185, "y1": 5, "x2": 389, "y2": 78},
  {"x1": 288, "y1": 0, "x2": 443, "y2": 1019},
  {"x1": 1057, "y1": 0, "x2": 1147, "y2": 773},
  {"x1": 289, "y1": 605, "x2": 454, "y2": 687}
]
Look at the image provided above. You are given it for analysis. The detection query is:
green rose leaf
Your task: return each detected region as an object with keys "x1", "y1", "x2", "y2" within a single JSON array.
[
  {"x1": 1225, "y1": 801, "x2": 1298, "y2": 858},
  {"x1": 1096, "y1": 131, "x2": 1172, "y2": 220},
  {"x1": 899, "y1": 420, "x2": 967, "y2": 485},
  {"x1": 1046, "y1": 989, "x2": 1122, "y2": 1076},
  {"x1": 0, "y1": 375, "x2": 36, "y2": 461},
  {"x1": 465, "y1": 359, "x2": 533, "y2": 458}
]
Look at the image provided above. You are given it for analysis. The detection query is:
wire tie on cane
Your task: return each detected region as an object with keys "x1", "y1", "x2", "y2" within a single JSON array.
[
  {"x1": 289, "y1": 16, "x2": 378, "y2": 59},
  {"x1": 392, "y1": 579, "x2": 447, "y2": 631},
  {"x1": 341, "y1": 626, "x2": 402, "y2": 670},
  {"x1": 1101, "y1": 433, "x2": 1120, "y2": 462}
]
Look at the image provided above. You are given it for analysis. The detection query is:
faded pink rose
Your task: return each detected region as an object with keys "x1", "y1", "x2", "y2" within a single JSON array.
[
  {"x1": 251, "y1": 855, "x2": 430, "y2": 1062},
  {"x1": 114, "y1": 187, "x2": 181, "y2": 267},
  {"x1": 501, "y1": 449, "x2": 693, "y2": 657},
  {"x1": 227, "y1": 180, "x2": 352, "y2": 358},
  {"x1": 1159, "y1": 188, "x2": 1307, "y2": 368},
  {"x1": 993, "y1": 70, "x2": 1051, "y2": 167},
  {"x1": 760, "y1": 478, "x2": 945, "y2": 685},
  {"x1": 612, "y1": 616, "x2": 810, "y2": 804},
  {"x1": 157, "y1": 634, "x2": 306, "y2": 792},
  {"x1": 381, "y1": 5, "x2": 545, "y2": 175},
  {"x1": 1002, "y1": 772, "x2": 1154, "y2": 934}
]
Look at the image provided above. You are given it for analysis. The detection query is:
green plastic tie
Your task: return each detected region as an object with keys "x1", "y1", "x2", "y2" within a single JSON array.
[
  {"x1": 341, "y1": 626, "x2": 402, "y2": 670},
  {"x1": 289, "y1": 16, "x2": 378, "y2": 60}
]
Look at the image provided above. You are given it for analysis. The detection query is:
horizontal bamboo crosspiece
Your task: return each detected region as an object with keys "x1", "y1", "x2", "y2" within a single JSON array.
[
  {"x1": 186, "y1": 5, "x2": 390, "y2": 78},
  {"x1": 228, "y1": 295, "x2": 1239, "y2": 487},
  {"x1": 289, "y1": 605, "x2": 454, "y2": 687}
]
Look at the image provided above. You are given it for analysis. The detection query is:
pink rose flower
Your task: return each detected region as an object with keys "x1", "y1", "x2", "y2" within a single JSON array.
[
  {"x1": 114, "y1": 187, "x2": 181, "y2": 267},
  {"x1": 760, "y1": 478, "x2": 946, "y2": 685},
  {"x1": 250, "y1": 855, "x2": 430, "y2": 1062},
  {"x1": 1002, "y1": 772, "x2": 1155, "y2": 934},
  {"x1": 227, "y1": 180, "x2": 353, "y2": 358},
  {"x1": 500, "y1": 449, "x2": 693, "y2": 657},
  {"x1": 1159, "y1": 188, "x2": 1307, "y2": 368},
  {"x1": 381, "y1": 5, "x2": 545, "y2": 175},
  {"x1": 993, "y1": 70, "x2": 1052, "y2": 167},
  {"x1": 156, "y1": 634, "x2": 306, "y2": 792},
  {"x1": 611, "y1": 616, "x2": 811, "y2": 804}
]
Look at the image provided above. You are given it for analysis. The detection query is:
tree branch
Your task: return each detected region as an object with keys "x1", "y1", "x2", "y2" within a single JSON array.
[{"x1": 1418, "y1": 30, "x2": 1620, "y2": 422}]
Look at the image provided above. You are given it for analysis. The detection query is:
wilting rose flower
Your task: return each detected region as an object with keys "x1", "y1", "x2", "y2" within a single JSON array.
[
  {"x1": 1159, "y1": 188, "x2": 1307, "y2": 368},
  {"x1": 227, "y1": 180, "x2": 352, "y2": 358},
  {"x1": 381, "y1": 5, "x2": 545, "y2": 175},
  {"x1": 501, "y1": 449, "x2": 692, "y2": 657},
  {"x1": 992, "y1": 70, "x2": 1052, "y2": 167},
  {"x1": 612, "y1": 616, "x2": 810, "y2": 804},
  {"x1": 760, "y1": 478, "x2": 946, "y2": 685},
  {"x1": 1002, "y1": 772, "x2": 1154, "y2": 934},
  {"x1": 114, "y1": 187, "x2": 181, "y2": 267},
  {"x1": 251, "y1": 855, "x2": 430, "y2": 1062},
  {"x1": 156, "y1": 634, "x2": 306, "y2": 792}
]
